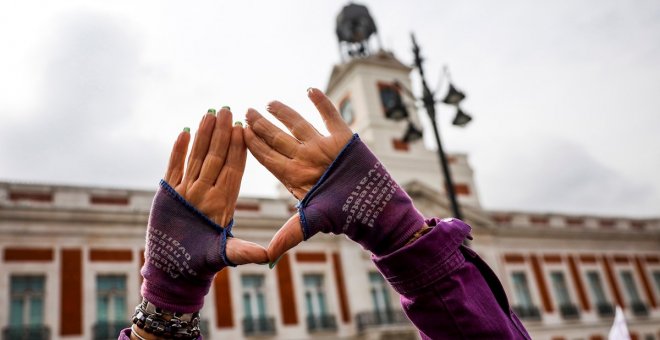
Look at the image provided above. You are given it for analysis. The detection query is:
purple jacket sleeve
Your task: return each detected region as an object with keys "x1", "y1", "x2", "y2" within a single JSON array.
[
  {"x1": 372, "y1": 217, "x2": 531, "y2": 340},
  {"x1": 119, "y1": 217, "x2": 529, "y2": 340},
  {"x1": 118, "y1": 329, "x2": 130, "y2": 339}
]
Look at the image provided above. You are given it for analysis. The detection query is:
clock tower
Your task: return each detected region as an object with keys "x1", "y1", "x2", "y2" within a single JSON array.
[{"x1": 326, "y1": 3, "x2": 481, "y2": 208}]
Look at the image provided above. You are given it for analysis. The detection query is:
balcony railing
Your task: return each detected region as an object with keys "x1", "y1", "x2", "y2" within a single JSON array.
[
  {"x1": 512, "y1": 305, "x2": 541, "y2": 321},
  {"x1": 631, "y1": 301, "x2": 648, "y2": 317},
  {"x1": 559, "y1": 303, "x2": 580, "y2": 320},
  {"x1": 243, "y1": 317, "x2": 276, "y2": 336},
  {"x1": 356, "y1": 310, "x2": 411, "y2": 333},
  {"x1": 307, "y1": 314, "x2": 337, "y2": 332},
  {"x1": 3, "y1": 325, "x2": 50, "y2": 340},
  {"x1": 596, "y1": 302, "x2": 615, "y2": 317},
  {"x1": 93, "y1": 321, "x2": 127, "y2": 340}
]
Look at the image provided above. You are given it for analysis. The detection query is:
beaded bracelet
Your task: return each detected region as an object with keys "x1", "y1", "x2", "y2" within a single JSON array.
[{"x1": 131, "y1": 299, "x2": 201, "y2": 339}]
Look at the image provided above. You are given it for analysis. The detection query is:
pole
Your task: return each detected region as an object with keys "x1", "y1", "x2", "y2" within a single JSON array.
[{"x1": 411, "y1": 33, "x2": 464, "y2": 221}]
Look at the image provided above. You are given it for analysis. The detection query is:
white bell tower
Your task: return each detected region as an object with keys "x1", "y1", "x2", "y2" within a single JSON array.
[{"x1": 326, "y1": 4, "x2": 481, "y2": 208}]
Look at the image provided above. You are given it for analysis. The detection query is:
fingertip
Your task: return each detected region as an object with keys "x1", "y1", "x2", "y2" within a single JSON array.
[
  {"x1": 245, "y1": 108, "x2": 259, "y2": 124},
  {"x1": 266, "y1": 100, "x2": 282, "y2": 114},
  {"x1": 218, "y1": 106, "x2": 233, "y2": 124},
  {"x1": 200, "y1": 111, "x2": 217, "y2": 131},
  {"x1": 177, "y1": 128, "x2": 191, "y2": 146},
  {"x1": 225, "y1": 238, "x2": 269, "y2": 266},
  {"x1": 232, "y1": 124, "x2": 246, "y2": 140},
  {"x1": 267, "y1": 214, "x2": 304, "y2": 263},
  {"x1": 307, "y1": 87, "x2": 324, "y2": 103}
]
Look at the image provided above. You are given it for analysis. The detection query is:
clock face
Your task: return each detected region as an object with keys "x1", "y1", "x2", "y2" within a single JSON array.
[{"x1": 339, "y1": 99, "x2": 354, "y2": 124}]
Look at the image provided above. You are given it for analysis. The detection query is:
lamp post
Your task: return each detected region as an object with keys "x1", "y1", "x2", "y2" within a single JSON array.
[{"x1": 411, "y1": 33, "x2": 467, "y2": 221}]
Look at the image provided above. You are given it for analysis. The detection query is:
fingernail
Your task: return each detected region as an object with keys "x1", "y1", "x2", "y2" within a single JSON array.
[
  {"x1": 222, "y1": 106, "x2": 231, "y2": 111},
  {"x1": 307, "y1": 87, "x2": 315, "y2": 95},
  {"x1": 183, "y1": 127, "x2": 190, "y2": 133},
  {"x1": 234, "y1": 121, "x2": 243, "y2": 127},
  {"x1": 207, "y1": 108, "x2": 216, "y2": 116},
  {"x1": 268, "y1": 255, "x2": 283, "y2": 269}
]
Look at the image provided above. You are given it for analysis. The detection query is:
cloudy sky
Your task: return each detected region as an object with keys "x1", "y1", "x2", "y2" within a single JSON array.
[{"x1": 1, "y1": 0, "x2": 659, "y2": 217}]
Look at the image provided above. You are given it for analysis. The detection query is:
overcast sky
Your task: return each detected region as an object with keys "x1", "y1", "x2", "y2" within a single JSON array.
[{"x1": 1, "y1": 0, "x2": 659, "y2": 217}]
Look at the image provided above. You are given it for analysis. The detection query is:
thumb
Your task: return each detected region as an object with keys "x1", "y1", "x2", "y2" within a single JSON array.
[
  {"x1": 225, "y1": 238, "x2": 269, "y2": 265},
  {"x1": 267, "y1": 213, "x2": 304, "y2": 265}
]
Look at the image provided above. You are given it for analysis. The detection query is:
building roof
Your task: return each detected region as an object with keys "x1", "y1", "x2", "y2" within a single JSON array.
[{"x1": 326, "y1": 50, "x2": 412, "y2": 94}]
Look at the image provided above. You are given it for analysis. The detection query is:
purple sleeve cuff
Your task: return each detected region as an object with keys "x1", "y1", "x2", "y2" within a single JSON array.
[
  {"x1": 118, "y1": 328, "x2": 130, "y2": 339},
  {"x1": 372, "y1": 217, "x2": 472, "y2": 295}
]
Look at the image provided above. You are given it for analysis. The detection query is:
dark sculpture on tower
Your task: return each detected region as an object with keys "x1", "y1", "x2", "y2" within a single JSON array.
[{"x1": 335, "y1": 3, "x2": 382, "y2": 60}]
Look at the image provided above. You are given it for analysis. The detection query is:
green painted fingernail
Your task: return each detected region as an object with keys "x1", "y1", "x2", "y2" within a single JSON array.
[
  {"x1": 268, "y1": 255, "x2": 283, "y2": 269},
  {"x1": 208, "y1": 108, "x2": 216, "y2": 115},
  {"x1": 222, "y1": 106, "x2": 231, "y2": 111},
  {"x1": 234, "y1": 121, "x2": 243, "y2": 127},
  {"x1": 183, "y1": 127, "x2": 190, "y2": 133}
]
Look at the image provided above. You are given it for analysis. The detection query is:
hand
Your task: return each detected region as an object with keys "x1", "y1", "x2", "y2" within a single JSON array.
[
  {"x1": 164, "y1": 108, "x2": 268, "y2": 265},
  {"x1": 244, "y1": 88, "x2": 353, "y2": 262}
]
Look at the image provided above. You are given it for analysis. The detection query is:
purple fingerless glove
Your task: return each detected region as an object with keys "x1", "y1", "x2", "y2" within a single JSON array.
[
  {"x1": 298, "y1": 134, "x2": 425, "y2": 256},
  {"x1": 140, "y1": 180, "x2": 236, "y2": 313}
]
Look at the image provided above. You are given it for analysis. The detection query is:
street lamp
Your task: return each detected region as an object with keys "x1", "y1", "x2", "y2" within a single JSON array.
[{"x1": 410, "y1": 33, "x2": 472, "y2": 221}]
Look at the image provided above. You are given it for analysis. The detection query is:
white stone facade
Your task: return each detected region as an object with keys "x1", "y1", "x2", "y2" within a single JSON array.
[{"x1": 1, "y1": 52, "x2": 659, "y2": 340}]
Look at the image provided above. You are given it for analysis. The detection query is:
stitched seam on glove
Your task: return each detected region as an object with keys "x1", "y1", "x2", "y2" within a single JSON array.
[
  {"x1": 297, "y1": 133, "x2": 359, "y2": 238},
  {"x1": 159, "y1": 179, "x2": 234, "y2": 233}
]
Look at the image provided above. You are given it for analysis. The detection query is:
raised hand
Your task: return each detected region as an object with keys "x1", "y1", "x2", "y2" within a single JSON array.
[
  {"x1": 245, "y1": 88, "x2": 424, "y2": 264},
  {"x1": 141, "y1": 108, "x2": 270, "y2": 314},
  {"x1": 244, "y1": 88, "x2": 353, "y2": 262},
  {"x1": 164, "y1": 108, "x2": 268, "y2": 266}
]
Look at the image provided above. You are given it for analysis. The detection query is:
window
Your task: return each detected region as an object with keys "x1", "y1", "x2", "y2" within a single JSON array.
[
  {"x1": 620, "y1": 270, "x2": 648, "y2": 316},
  {"x1": 586, "y1": 271, "x2": 607, "y2": 304},
  {"x1": 339, "y1": 98, "x2": 354, "y2": 124},
  {"x1": 510, "y1": 271, "x2": 541, "y2": 320},
  {"x1": 304, "y1": 274, "x2": 327, "y2": 318},
  {"x1": 653, "y1": 271, "x2": 660, "y2": 296},
  {"x1": 620, "y1": 271, "x2": 641, "y2": 303},
  {"x1": 303, "y1": 274, "x2": 336, "y2": 332},
  {"x1": 96, "y1": 275, "x2": 127, "y2": 322},
  {"x1": 378, "y1": 83, "x2": 407, "y2": 120},
  {"x1": 550, "y1": 272, "x2": 571, "y2": 305},
  {"x1": 94, "y1": 275, "x2": 127, "y2": 339},
  {"x1": 10, "y1": 275, "x2": 45, "y2": 327},
  {"x1": 551, "y1": 271, "x2": 579, "y2": 319},
  {"x1": 369, "y1": 272, "x2": 392, "y2": 316},
  {"x1": 379, "y1": 86, "x2": 399, "y2": 111},
  {"x1": 587, "y1": 271, "x2": 614, "y2": 317},
  {"x1": 241, "y1": 274, "x2": 275, "y2": 335},
  {"x1": 242, "y1": 275, "x2": 266, "y2": 319},
  {"x1": 511, "y1": 272, "x2": 533, "y2": 307}
]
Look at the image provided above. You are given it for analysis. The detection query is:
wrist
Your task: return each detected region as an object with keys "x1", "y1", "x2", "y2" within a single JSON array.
[
  {"x1": 298, "y1": 134, "x2": 426, "y2": 256},
  {"x1": 131, "y1": 324, "x2": 167, "y2": 340},
  {"x1": 132, "y1": 298, "x2": 201, "y2": 340}
]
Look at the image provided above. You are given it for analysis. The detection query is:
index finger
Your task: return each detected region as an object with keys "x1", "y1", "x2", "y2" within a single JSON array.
[
  {"x1": 266, "y1": 101, "x2": 321, "y2": 142},
  {"x1": 307, "y1": 87, "x2": 352, "y2": 137},
  {"x1": 164, "y1": 128, "x2": 191, "y2": 186}
]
